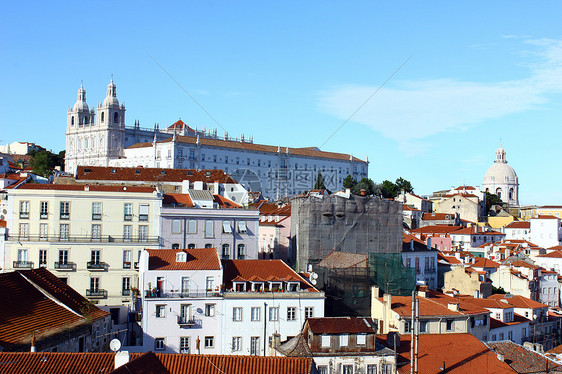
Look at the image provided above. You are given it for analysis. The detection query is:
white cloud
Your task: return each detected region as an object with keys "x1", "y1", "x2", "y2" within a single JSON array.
[{"x1": 317, "y1": 38, "x2": 562, "y2": 154}]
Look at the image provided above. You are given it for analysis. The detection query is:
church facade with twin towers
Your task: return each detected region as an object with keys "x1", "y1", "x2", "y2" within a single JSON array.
[{"x1": 65, "y1": 80, "x2": 369, "y2": 199}]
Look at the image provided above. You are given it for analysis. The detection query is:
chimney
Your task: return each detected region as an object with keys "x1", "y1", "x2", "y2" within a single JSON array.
[
  {"x1": 455, "y1": 252, "x2": 461, "y2": 260},
  {"x1": 30, "y1": 332, "x2": 36, "y2": 352},
  {"x1": 115, "y1": 351, "x2": 130, "y2": 369},
  {"x1": 360, "y1": 189, "x2": 366, "y2": 196},
  {"x1": 497, "y1": 353, "x2": 504, "y2": 362},
  {"x1": 271, "y1": 333, "x2": 281, "y2": 349},
  {"x1": 447, "y1": 302, "x2": 459, "y2": 311}
]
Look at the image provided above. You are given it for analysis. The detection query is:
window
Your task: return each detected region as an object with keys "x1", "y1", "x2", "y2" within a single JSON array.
[
  {"x1": 222, "y1": 221, "x2": 232, "y2": 233},
  {"x1": 59, "y1": 224, "x2": 69, "y2": 240},
  {"x1": 60, "y1": 202, "x2": 70, "y2": 219},
  {"x1": 172, "y1": 219, "x2": 182, "y2": 234},
  {"x1": 321, "y1": 335, "x2": 330, "y2": 347},
  {"x1": 90, "y1": 277, "x2": 100, "y2": 292},
  {"x1": 269, "y1": 307, "x2": 279, "y2": 321},
  {"x1": 357, "y1": 334, "x2": 367, "y2": 345},
  {"x1": 139, "y1": 204, "x2": 149, "y2": 221},
  {"x1": 251, "y1": 307, "x2": 261, "y2": 321},
  {"x1": 180, "y1": 337, "x2": 190, "y2": 354},
  {"x1": 221, "y1": 244, "x2": 230, "y2": 259},
  {"x1": 187, "y1": 243, "x2": 195, "y2": 249},
  {"x1": 204, "y1": 336, "x2": 214, "y2": 348},
  {"x1": 181, "y1": 276, "x2": 189, "y2": 297},
  {"x1": 188, "y1": 220, "x2": 197, "y2": 234},
  {"x1": 40, "y1": 201, "x2": 48, "y2": 219},
  {"x1": 342, "y1": 365, "x2": 353, "y2": 374},
  {"x1": 237, "y1": 244, "x2": 245, "y2": 259},
  {"x1": 123, "y1": 250, "x2": 131, "y2": 269},
  {"x1": 205, "y1": 220, "x2": 214, "y2": 238},
  {"x1": 205, "y1": 304, "x2": 216, "y2": 317},
  {"x1": 156, "y1": 305, "x2": 166, "y2": 318},
  {"x1": 382, "y1": 364, "x2": 392, "y2": 374},
  {"x1": 155, "y1": 338, "x2": 165, "y2": 351},
  {"x1": 250, "y1": 337, "x2": 260, "y2": 356},
  {"x1": 232, "y1": 337, "x2": 241, "y2": 352},
  {"x1": 19, "y1": 201, "x2": 30, "y2": 219},
  {"x1": 287, "y1": 307, "x2": 296, "y2": 321},
  {"x1": 91, "y1": 224, "x2": 101, "y2": 240},
  {"x1": 318, "y1": 366, "x2": 328, "y2": 374},
  {"x1": 92, "y1": 203, "x2": 102, "y2": 220},
  {"x1": 17, "y1": 248, "x2": 28, "y2": 264},
  {"x1": 205, "y1": 243, "x2": 212, "y2": 248},
  {"x1": 367, "y1": 365, "x2": 377, "y2": 374},
  {"x1": 122, "y1": 277, "x2": 130, "y2": 294},
  {"x1": 340, "y1": 334, "x2": 349, "y2": 346},
  {"x1": 39, "y1": 223, "x2": 48, "y2": 240},
  {"x1": 180, "y1": 304, "x2": 192, "y2": 322},
  {"x1": 446, "y1": 319, "x2": 453, "y2": 331},
  {"x1": 123, "y1": 225, "x2": 131, "y2": 241},
  {"x1": 237, "y1": 221, "x2": 247, "y2": 233},
  {"x1": 124, "y1": 203, "x2": 132, "y2": 221},
  {"x1": 58, "y1": 249, "x2": 68, "y2": 264},
  {"x1": 305, "y1": 307, "x2": 314, "y2": 319},
  {"x1": 114, "y1": 112, "x2": 119, "y2": 123},
  {"x1": 233, "y1": 307, "x2": 242, "y2": 321},
  {"x1": 420, "y1": 321, "x2": 428, "y2": 333},
  {"x1": 138, "y1": 225, "x2": 148, "y2": 241},
  {"x1": 172, "y1": 243, "x2": 180, "y2": 249},
  {"x1": 499, "y1": 333, "x2": 504, "y2": 340},
  {"x1": 19, "y1": 223, "x2": 29, "y2": 240},
  {"x1": 39, "y1": 249, "x2": 47, "y2": 267},
  {"x1": 508, "y1": 331, "x2": 513, "y2": 341},
  {"x1": 91, "y1": 249, "x2": 101, "y2": 264}
]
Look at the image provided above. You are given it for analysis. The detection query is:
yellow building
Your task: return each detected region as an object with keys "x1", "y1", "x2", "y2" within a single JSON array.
[{"x1": 5, "y1": 184, "x2": 162, "y2": 315}]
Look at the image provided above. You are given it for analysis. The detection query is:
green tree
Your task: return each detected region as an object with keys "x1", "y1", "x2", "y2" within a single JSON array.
[
  {"x1": 29, "y1": 150, "x2": 55, "y2": 177},
  {"x1": 395, "y1": 177, "x2": 414, "y2": 194},
  {"x1": 485, "y1": 192, "x2": 503, "y2": 215},
  {"x1": 343, "y1": 175, "x2": 357, "y2": 189},
  {"x1": 352, "y1": 177, "x2": 377, "y2": 196},
  {"x1": 314, "y1": 171, "x2": 326, "y2": 190},
  {"x1": 381, "y1": 180, "x2": 399, "y2": 198}
]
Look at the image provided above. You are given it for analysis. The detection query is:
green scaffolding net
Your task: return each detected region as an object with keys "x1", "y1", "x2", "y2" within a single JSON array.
[{"x1": 369, "y1": 252, "x2": 416, "y2": 296}]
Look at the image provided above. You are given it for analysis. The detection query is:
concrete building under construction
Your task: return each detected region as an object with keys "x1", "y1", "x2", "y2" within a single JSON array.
[{"x1": 290, "y1": 190, "x2": 403, "y2": 272}]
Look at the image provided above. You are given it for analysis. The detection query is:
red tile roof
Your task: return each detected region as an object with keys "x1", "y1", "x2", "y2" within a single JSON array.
[
  {"x1": 307, "y1": 317, "x2": 375, "y2": 334},
  {"x1": 488, "y1": 340, "x2": 562, "y2": 373},
  {"x1": 213, "y1": 194, "x2": 241, "y2": 208},
  {"x1": 488, "y1": 294, "x2": 548, "y2": 309},
  {"x1": 472, "y1": 257, "x2": 501, "y2": 268},
  {"x1": 537, "y1": 250, "x2": 562, "y2": 258},
  {"x1": 390, "y1": 291, "x2": 489, "y2": 317},
  {"x1": 75, "y1": 166, "x2": 238, "y2": 184},
  {"x1": 18, "y1": 184, "x2": 155, "y2": 193},
  {"x1": 147, "y1": 248, "x2": 221, "y2": 271},
  {"x1": 421, "y1": 212, "x2": 455, "y2": 220},
  {"x1": 455, "y1": 185, "x2": 476, "y2": 190},
  {"x1": 410, "y1": 225, "x2": 463, "y2": 234},
  {"x1": 505, "y1": 221, "x2": 531, "y2": 229},
  {"x1": 534, "y1": 215, "x2": 560, "y2": 220},
  {"x1": 163, "y1": 193, "x2": 194, "y2": 207},
  {"x1": 0, "y1": 268, "x2": 109, "y2": 351},
  {"x1": 0, "y1": 352, "x2": 115, "y2": 373},
  {"x1": 392, "y1": 333, "x2": 515, "y2": 373},
  {"x1": 489, "y1": 313, "x2": 530, "y2": 329},
  {"x1": 129, "y1": 133, "x2": 366, "y2": 163},
  {"x1": 222, "y1": 260, "x2": 319, "y2": 292}
]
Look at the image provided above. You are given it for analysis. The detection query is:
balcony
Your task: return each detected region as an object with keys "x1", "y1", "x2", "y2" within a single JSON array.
[
  {"x1": 92, "y1": 213, "x2": 102, "y2": 220},
  {"x1": 86, "y1": 289, "x2": 108, "y2": 299},
  {"x1": 13, "y1": 261, "x2": 33, "y2": 269},
  {"x1": 19, "y1": 212, "x2": 29, "y2": 219},
  {"x1": 425, "y1": 267, "x2": 437, "y2": 274},
  {"x1": 124, "y1": 214, "x2": 132, "y2": 221},
  {"x1": 177, "y1": 316, "x2": 202, "y2": 328},
  {"x1": 40, "y1": 212, "x2": 48, "y2": 219},
  {"x1": 123, "y1": 262, "x2": 132, "y2": 269},
  {"x1": 87, "y1": 261, "x2": 109, "y2": 271},
  {"x1": 7, "y1": 234, "x2": 160, "y2": 244},
  {"x1": 145, "y1": 290, "x2": 221, "y2": 299},
  {"x1": 139, "y1": 215, "x2": 148, "y2": 222},
  {"x1": 60, "y1": 213, "x2": 70, "y2": 220},
  {"x1": 122, "y1": 289, "x2": 131, "y2": 297},
  {"x1": 54, "y1": 262, "x2": 76, "y2": 271}
]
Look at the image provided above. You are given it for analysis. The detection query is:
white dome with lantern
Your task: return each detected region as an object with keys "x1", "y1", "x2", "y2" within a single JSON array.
[{"x1": 482, "y1": 145, "x2": 519, "y2": 205}]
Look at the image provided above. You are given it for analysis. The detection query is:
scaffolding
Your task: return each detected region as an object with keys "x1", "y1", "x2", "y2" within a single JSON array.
[{"x1": 369, "y1": 252, "x2": 416, "y2": 296}]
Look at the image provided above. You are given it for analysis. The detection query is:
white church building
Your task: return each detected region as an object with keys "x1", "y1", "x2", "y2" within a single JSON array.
[
  {"x1": 482, "y1": 145, "x2": 519, "y2": 206},
  {"x1": 65, "y1": 81, "x2": 369, "y2": 200}
]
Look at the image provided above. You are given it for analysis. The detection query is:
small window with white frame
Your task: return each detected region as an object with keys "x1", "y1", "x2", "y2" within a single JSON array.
[
  {"x1": 233, "y1": 307, "x2": 242, "y2": 321},
  {"x1": 172, "y1": 219, "x2": 182, "y2": 234},
  {"x1": 205, "y1": 304, "x2": 215, "y2": 317},
  {"x1": 305, "y1": 307, "x2": 314, "y2": 319},
  {"x1": 269, "y1": 307, "x2": 279, "y2": 321},
  {"x1": 179, "y1": 337, "x2": 189, "y2": 354},
  {"x1": 237, "y1": 221, "x2": 247, "y2": 233},
  {"x1": 287, "y1": 307, "x2": 296, "y2": 321},
  {"x1": 232, "y1": 336, "x2": 241, "y2": 352},
  {"x1": 340, "y1": 334, "x2": 349, "y2": 346},
  {"x1": 222, "y1": 221, "x2": 232, "y2": 233},
  {"x1": 251, "y1": 307, "x2": 261, "y2": 321},
  {"x1": 155, "y1": 338, "x2": 165, "y2": 351},
  {"x1": 357, "y1": 334, "x2": 367, "y2": 345},
  {"x1": 321, "y1": 335, "x2": 330, "y2": 348},
  {"x1": 156, "y1": 305, "x2": 166, "y2": 318},
  {"x1": 204, "y1": 336, "x2": 214, "y2": 348}
]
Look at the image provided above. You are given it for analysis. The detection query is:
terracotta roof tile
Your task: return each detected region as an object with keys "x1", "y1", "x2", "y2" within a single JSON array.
[
  {"x1": 421, "y1": 213, "x2": 456, "y2": 220},
  {"x1": 163, "y1": 193, "x2": 194, "y2": 207},
  {"x1": 487, "y1": 340, "x2": 562, "y2": 373},
  {"x1": 307, "y1": 317, "x2": 376, "y2": 334},
  {"x1": 410, "y1": 225, "x2": 464, "y2": 234},
  {"x1": 505, "y1": 221, "x2": 531, "y2": 229},
  {"x1": 534, "y1": 215, "x2": 560, "y2": 220},
  {"x1": 147, "y1": 248, "x2": 221, "y2": 271},
  {"x1": 18, "y1": 184, "x2": 155, "y2": 193},
  {"x1": 488, "y1": 294, "x2": 548, "y2": 309},
  {"x1": 0, "y1": 352, "x2": 114, "y2": 373},
  {"x1": 537, "y1": 250, "x2": 562, "y2": 258}
]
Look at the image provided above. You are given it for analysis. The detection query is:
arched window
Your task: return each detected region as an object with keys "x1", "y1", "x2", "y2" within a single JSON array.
[
  {"x1": 509, "y1": 188, "x2": 514, "y2": 200},
  {"x1": 172, "y1": 243, "x2": 180, "y2": 249},
  {"x1": 187, "y1": 243, "x2": 195, "y2": 249},
  {"x1": 101, "y1": 112, "x2": 105, "y2": 122},
  {"x1": 205, "y1": 243, "x2": 212, "y2": 248},
  {"x1": 85, "y1": 116, "x2": 89, "y2": 125},
  {"x1": 237, "y1": 244, "x2": 245, "y2": 260},
  {"x1": 114, "y1": 112, "x2": 119, "y2": 123},
  {"x1": 71, "y1": 116, "x2": 75, "y2": 126}
]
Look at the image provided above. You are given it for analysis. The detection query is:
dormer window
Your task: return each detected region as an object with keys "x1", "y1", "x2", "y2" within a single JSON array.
[
  {"x1": 270, "y1": 282, "x2": 282, "y2": 291},
  {"x1": 286, "y1": 282, "x2": 300, "y2": 292},
  {"x1": 176, "y1": 252, "x2": 187, "y2": 262},
  {"x1": 234, "y1": 282, "x2": 246, "y2": 292},
  {"x1": 251, "y1": 282, "x2": 264, "y2": 292}
]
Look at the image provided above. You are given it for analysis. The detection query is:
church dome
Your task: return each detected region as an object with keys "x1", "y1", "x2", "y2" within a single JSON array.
[
  {"x1": 483, "y1": 162, "x2": 518, "y2": 184},
  {"x1": 102, "y1": 79, "x2": 120, "y2": 107},
  {"x1": 73, "y1": 85, "x2": 89, "y2": 111}
]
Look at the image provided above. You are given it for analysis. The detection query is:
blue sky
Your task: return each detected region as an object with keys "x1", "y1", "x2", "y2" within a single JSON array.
[{"x1": 1, "y1": 1, "x2": 561, "y2": 205}]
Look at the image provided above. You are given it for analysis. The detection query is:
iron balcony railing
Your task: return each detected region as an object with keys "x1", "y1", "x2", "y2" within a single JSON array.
[
  {"x1": 13, "y1": 261, "x2": 33, "y2": 268},
  {"x1": 54, "y1": 262, "x2": 77, "y2": 271},
  {"x1": 8, "y1": 234, "x2": 160, "y2": 244},
  {"x1": 123, "y1": 262, "x2": 132, "y2": 269},
  {"x1": 122, "y1": 289, "x2": 132, "y2": 297},
  {"x1": 145, "y1": 290, "x2": 222, "y2": 299},
  {"x1": 87, "y1": 261, "x2": 109, "y2": 271},
  {"x1": 177, "y1": 316, "x2": 202, "y2": 327},
  {"x1": 86, "y1": 289, "x2": 108, "y2": 298}
]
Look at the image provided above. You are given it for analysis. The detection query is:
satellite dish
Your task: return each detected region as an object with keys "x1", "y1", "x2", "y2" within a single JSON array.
[
  {"x1": 311, "y1": 279, "x2": 317, "y2": 285},
  {"x1": 110, "y1": 339, "x2": 121, "y2": 352},
  {"x1": 311, "y1": 272, "x2": 319, "y2": 280}
]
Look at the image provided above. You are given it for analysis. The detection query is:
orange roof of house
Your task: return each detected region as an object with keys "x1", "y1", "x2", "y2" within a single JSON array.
[
  {"x1": 505, "y1": 221, "x2": 531, "y2": 229},
  {"x1": 167, "y1": 119, "x2": 194, "y2": 131},
  {"x1": 410, "y1": 225, "x2": 463, "y2": 234},
  {"x1": 438, "y1": 253, "x2": 462, "y2": 265},
  {"x1": 472, "y1": 257, "x2": 501, "y2": 268},
  {"x1": 488, "y1": 340, "x2": 562, "y2": 373},
  {"x1": 537, "y1": 250, "x2": 562, "y2": 258},
  {"x1": 393, "y1": 333, "x2": 515, "y2": 373},
  {"x1": 0, "y1": 351, "x2": 314, "y2": 374},
  {"x1": 213, "y1": 194, "x2": 241, "y2": 208},
  {"x1": 488, "y1": 294, "x2": 548, "y2": 309},
  {"x1": 0, "y1": 268, "x2": 109, "y2": 351},
  {"x1": 222, "y1": 260, "x2": 319, "y2": 292},
  {"x1": 547, "y1": 245, "x2": 562, "y2": 251},
  {"x1": 128, "y1": 132, "x2": 366, "y2": 163},
  {"x1": 18, "y1": 184, "x2": 155, "y2": 193},
  {"x1": 534, "y1": 215, "x2": 559, "y2": 220},
  {"x1": 443, "y1": 193, "x2": 479, "y2": 198},
  {"x1": 402, "y1": 205, "x2": 420, "y2": 211},
  {"x1": 510, "y1": 260, "x2": 539, "y2": 270},
  {"x1": 421, "y1": 212, "x2": 455, "y2": 220},
  {"x1": 489, "y1": 313, "x2": 530, "y2": 329},
  {"x1": 75, "y1": 166, "x2": 239, "y2": 184},
  {"x1": 455, "y1": 185, "x2": 476, "y2": 190},
  {"x1": 390, "y1": 291, "x2": 489, "y2": 317},
  {"x1": 163, "y1": 193, "x2": 194, "y2": 207},
  {"x1": 147, "y1": 248, "x2": 221, "y2": 271},
  {"x1": 307, "y1": 317, "x2": 375, "y2": 334}
]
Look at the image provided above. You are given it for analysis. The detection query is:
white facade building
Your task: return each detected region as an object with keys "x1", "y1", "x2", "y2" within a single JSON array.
[
  {"x1": 530, "y1": 215, "x2": 562, "y2": 249},
  {"x1": 65, "y1": 82, "x2": 368, "y2": 200}
]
